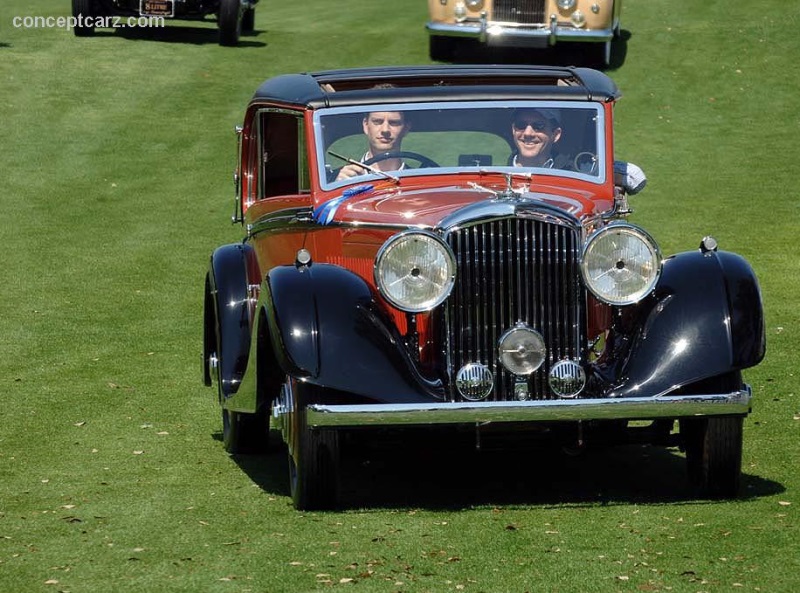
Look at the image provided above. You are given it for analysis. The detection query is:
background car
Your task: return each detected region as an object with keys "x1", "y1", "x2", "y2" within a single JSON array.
[
  {"x1": 71, "y1": 0, "x2": 258, "y2": 46},
  {"x1": 426, "y1": 0, "x2": 621, "y2": 65},
  {"x1": 203, "y1": 65, "x2": 765, "y2": 510}
]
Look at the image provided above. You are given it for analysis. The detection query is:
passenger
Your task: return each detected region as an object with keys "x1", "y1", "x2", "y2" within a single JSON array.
[
  {"x1": 509, "y1": 108, "x2": 571, "y2": 169},
  {"x1": 335, "y1": 110, "x2": 411, "y2": 181}
]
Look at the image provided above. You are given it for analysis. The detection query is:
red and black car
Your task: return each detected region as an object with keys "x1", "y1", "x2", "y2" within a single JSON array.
[{"x1": 203, "y1": 66, "x2": 765, "y2": 509}]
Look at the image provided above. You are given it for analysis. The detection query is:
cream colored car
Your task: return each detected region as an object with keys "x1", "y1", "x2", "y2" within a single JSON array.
[{"x1": 427, "y1": 0, "x2": 621, "y2": 65}]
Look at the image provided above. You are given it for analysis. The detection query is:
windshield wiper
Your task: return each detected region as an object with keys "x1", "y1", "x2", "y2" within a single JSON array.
[{"x1": 328, "y1": 150, "x2": 400, "y2": 184}]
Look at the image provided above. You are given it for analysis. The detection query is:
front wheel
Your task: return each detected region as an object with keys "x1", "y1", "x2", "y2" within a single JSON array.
[
  {"x1": 72, "y1": 0, "x2": 95, "y2": 36},
  {"x1": 218, "y1": 0, "x2": 242, "y2": 46},
  {"x1": 681, "y1": 415, "x2": 744, "y2": 498},
  {"x1": 222, "y1": 405, "x2": 270, "y2": 454},
  {"x1": 283, "y1": 379, "x2": 340, "y2": 510}
]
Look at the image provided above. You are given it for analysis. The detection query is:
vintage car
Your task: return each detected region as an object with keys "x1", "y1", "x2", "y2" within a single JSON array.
[
  {"x1": 203, "y1": 65, "x2": 765, "y2": 509},
  {"x1": 426, "y1": 0, "x2": 621, "y2": 65},
  {"x1": 71, "y1": 0, "x2": 258, "y2": 46}
]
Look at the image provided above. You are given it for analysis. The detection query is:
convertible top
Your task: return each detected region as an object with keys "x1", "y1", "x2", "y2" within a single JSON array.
[{"x1": 252, "y1": 65, "x2": 621, "y2": 109}]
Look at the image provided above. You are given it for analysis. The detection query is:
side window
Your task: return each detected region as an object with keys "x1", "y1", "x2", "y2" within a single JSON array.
[{"x1": 257, "y1": 110, "x2": 309, "y2": 198}]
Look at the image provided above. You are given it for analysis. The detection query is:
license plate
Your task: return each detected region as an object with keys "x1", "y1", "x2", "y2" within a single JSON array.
[{"x1": 140, "y1": 0, "x2": 174, "y2": 17}]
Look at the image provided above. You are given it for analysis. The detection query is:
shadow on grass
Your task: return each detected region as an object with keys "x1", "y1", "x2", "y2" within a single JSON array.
[
  {"x1": 221, "y1": 427, "x2": 782, "y2": 511},
  {"x1": 93, "y1": 24, "x2": 266, "y2": 47},
  {"x1": 441, "y1": 29, "x2": 631, "y2": 71}
]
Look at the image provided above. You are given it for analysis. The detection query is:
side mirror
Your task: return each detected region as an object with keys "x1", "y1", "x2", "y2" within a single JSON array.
[{"x1": 613, "y1": 161, "x2": 647, "y2": 195}]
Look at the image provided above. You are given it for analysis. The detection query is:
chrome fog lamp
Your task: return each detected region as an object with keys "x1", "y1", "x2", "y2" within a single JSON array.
[
  {"x1": 454, "y1": 1, "x2": 468, "y2": 20},
  {"x1": 375, "y1": 231, "x2": 456, "y2": 313},
  {"x1": 557, "y1": 0, "x2": 576, "y2": 10},
  {"x1": 498, "y1": 325, "x2": 546, "y2": 376},
  {"x1": 570, "y1": 10, "x2": 586, "y2": 27},
  {"x1": 465, "y1": 0, "x2": 484, "y2": 9},
  {"x1": 581, "y1": 223, "x2": 661, "y2": 306},
  {"x1": 549, "y1": 360, "x2": 586, "y2": 398},
  {"x1": 456, "y1": 363, "x2": 494, "y2": 400}
]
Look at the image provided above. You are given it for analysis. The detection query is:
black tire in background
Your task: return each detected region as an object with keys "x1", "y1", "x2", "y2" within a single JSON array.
[
  {"x1": 72, "y1": 0, "x2": 95, "y2": 37},
  {"x1": 218, "y1": 0, "x2": 243, "y2": 46},
  {"x1": 429, "y1": 36, "x2": 455, "y2": 62},
  {"x1": 241, "y1": 7, "x2": 255, "y2": 33}
]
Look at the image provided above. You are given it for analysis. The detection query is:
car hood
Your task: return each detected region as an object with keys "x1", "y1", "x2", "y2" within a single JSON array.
[{"x1": 314, "y1": 182, "x2": 612, "y2": 228}]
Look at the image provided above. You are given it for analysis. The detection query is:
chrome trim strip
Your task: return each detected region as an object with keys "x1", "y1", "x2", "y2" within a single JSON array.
[
  {"x1": 305, "y1": 388, "x2": 752, "y2": 428},
  {"x1": 426, "y1": 22, "x2": 614, "y2": 44},
  {"x1": 246, "y1": 207, "x2": 314, "y2": 238}
]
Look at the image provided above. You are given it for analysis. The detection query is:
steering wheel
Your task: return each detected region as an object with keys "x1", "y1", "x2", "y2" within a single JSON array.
[
  {"x1": 574, "y1": 152, "x2": 599, "y2": 175},
  {"x1": 363, "y1": 151, "x2": 440, "y2": 169}
]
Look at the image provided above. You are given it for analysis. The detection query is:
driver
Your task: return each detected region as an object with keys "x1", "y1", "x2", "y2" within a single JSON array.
[
  {"x1": 335, "y1": 110, "x2": 411, "y2": 181},
  {"x1": 509, "y1": 108, "x2": 570, "y2": 169}
]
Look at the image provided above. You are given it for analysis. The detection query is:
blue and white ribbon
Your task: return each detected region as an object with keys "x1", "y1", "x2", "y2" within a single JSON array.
[{"x1": 312, "y1": 184, "x2": 374, "y2": 225}]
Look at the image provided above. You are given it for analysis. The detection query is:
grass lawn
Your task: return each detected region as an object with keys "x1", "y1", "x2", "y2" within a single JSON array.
[{"x1": 0, "y1": 0, "x2": 797, "y2": 591}]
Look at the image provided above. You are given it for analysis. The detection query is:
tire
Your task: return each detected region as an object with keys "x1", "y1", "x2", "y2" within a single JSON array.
[
  {"x1": 72, "y1": 0, "x2": 95, "y2": 37},
  {"x1": 218, "y1": 0, "x2": 243, "y2": 46},
  {"x1": 241, "y1": 7, "x2": 255, "y2": 33},
  {"x1": 429, "y1": 36, "x2": 455, "y2": 62},
  {"x1": 222, "y1": 405, "x2": 270, "y2": 454},
  {"x1": 680, "y1": 372, "x2": 745, "y2": 498},
  {"x1": 284, "y1": 379, "x2": 340, "y2": 510}
]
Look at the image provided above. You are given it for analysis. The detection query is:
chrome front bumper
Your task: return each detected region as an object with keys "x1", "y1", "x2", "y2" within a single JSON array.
[
  {"x1": 426, "y1": 16, "x2": 613, "y2": 47},
  {"x1": 305, "y1": 388, "x2": 752, "y2": 428}
]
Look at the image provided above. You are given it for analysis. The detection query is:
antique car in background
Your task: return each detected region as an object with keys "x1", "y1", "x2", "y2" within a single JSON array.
[
  {"x1": 71, "y1": 0, "x2": 258, "y2": 46},
  {"x1": 427, "y1": 0, "x2": 621, "y2": 65},
  {"x1": 203, "y1": 65, "x2": 765, "y2": 509}
]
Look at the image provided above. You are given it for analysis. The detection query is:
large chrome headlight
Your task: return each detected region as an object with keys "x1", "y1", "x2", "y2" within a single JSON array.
[
  {"x1": 580, "y1": 223, "x2": 661, "y2": 305},
  {"x1": 375, "y1": 231, "x2": 456, "y2": 312}
]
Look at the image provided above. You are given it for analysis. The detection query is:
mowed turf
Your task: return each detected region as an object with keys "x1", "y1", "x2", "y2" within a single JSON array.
[{"x1": 0, "y1": 0, "x2": 798, "y2": 591}]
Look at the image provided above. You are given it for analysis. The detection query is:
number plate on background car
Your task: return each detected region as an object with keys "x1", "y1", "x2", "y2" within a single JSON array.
[{"x1": 140, "y1": 0, "x2": 174, "y2": 17}]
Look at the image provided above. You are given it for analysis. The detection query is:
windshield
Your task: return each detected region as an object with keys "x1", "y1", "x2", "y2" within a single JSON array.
[{"x1": 315, "y1": 101, "x2": 606, "y2": 190}]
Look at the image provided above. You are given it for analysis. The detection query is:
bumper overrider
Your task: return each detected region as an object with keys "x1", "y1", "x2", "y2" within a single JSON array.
[
  {"x1": 301, "y1": 387, "x2": 752, "y2": 429},
  {"x1": 426, "y1": 15, "x2": 614, "y2": 47}
]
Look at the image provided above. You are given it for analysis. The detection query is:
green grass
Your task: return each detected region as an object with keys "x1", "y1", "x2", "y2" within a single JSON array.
[{"x1": 1, "y1": 0, "x2": 798, "y2": 591}]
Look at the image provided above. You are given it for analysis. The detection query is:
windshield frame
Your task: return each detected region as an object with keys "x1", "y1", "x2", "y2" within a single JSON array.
[{"x1": 313, "y1": 100, "x2": 607, "y2": 191}]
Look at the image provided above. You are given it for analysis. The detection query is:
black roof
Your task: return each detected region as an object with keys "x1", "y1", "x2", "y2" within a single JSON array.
[{"x1": 252, "y1": 65, "x2": 621, "y2": 109}]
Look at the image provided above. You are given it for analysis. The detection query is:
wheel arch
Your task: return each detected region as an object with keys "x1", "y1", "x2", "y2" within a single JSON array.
[
  {"x1": 602, "y1": 249, "x2": 765, "y2": 398},
  {"x1": 203, "y1": 242, "x2": 259, "y2": 400}
]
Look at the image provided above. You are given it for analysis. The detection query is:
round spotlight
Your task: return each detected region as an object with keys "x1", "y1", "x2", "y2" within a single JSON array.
[{"x1": 498, "y1": 325, "x2": 546, "y2": 376}]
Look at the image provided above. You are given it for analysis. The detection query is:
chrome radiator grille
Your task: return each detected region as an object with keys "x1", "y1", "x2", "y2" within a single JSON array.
[
  {"x1": 492, "y1": 0, "x2": 546, "y2": 24},
  {"x1": 444, "y1": 217, "x2": 584, "y2": 401}
]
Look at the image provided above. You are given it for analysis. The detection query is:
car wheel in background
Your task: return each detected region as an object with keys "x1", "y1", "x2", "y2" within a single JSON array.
[
  {"x1": 218, "y1": 0, "x2": 243, "y2": 46},
  {"x1": 241, "y1": 7, "x2": 255, "y2": 33},
  {"x1": 429, "y1": 36, "x2": 455, "y2": 62},
  {"x1": 72, "y1": 0, "x2": 95, "y2": 37}
]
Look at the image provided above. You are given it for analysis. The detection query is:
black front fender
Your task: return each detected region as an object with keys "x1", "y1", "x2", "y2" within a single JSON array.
[
  {"x1": 204, "y1": 243, "x2": 257, "y2": 398},
  {"x1": 602, "y1": 249, "x2": 765, "y2": 398},
  {"x1": 263, "y1": 263, "x2": 444, "y2": 403}
]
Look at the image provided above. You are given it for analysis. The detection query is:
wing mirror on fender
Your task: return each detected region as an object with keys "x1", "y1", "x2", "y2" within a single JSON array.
[{"x1": 614, "y1": 161, "x2": 647, "y2": 195}]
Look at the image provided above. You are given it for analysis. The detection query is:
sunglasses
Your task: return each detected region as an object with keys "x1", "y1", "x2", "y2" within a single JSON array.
[{"x1": 513, "y1": 119, "x2": 549, "y2": 132}]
